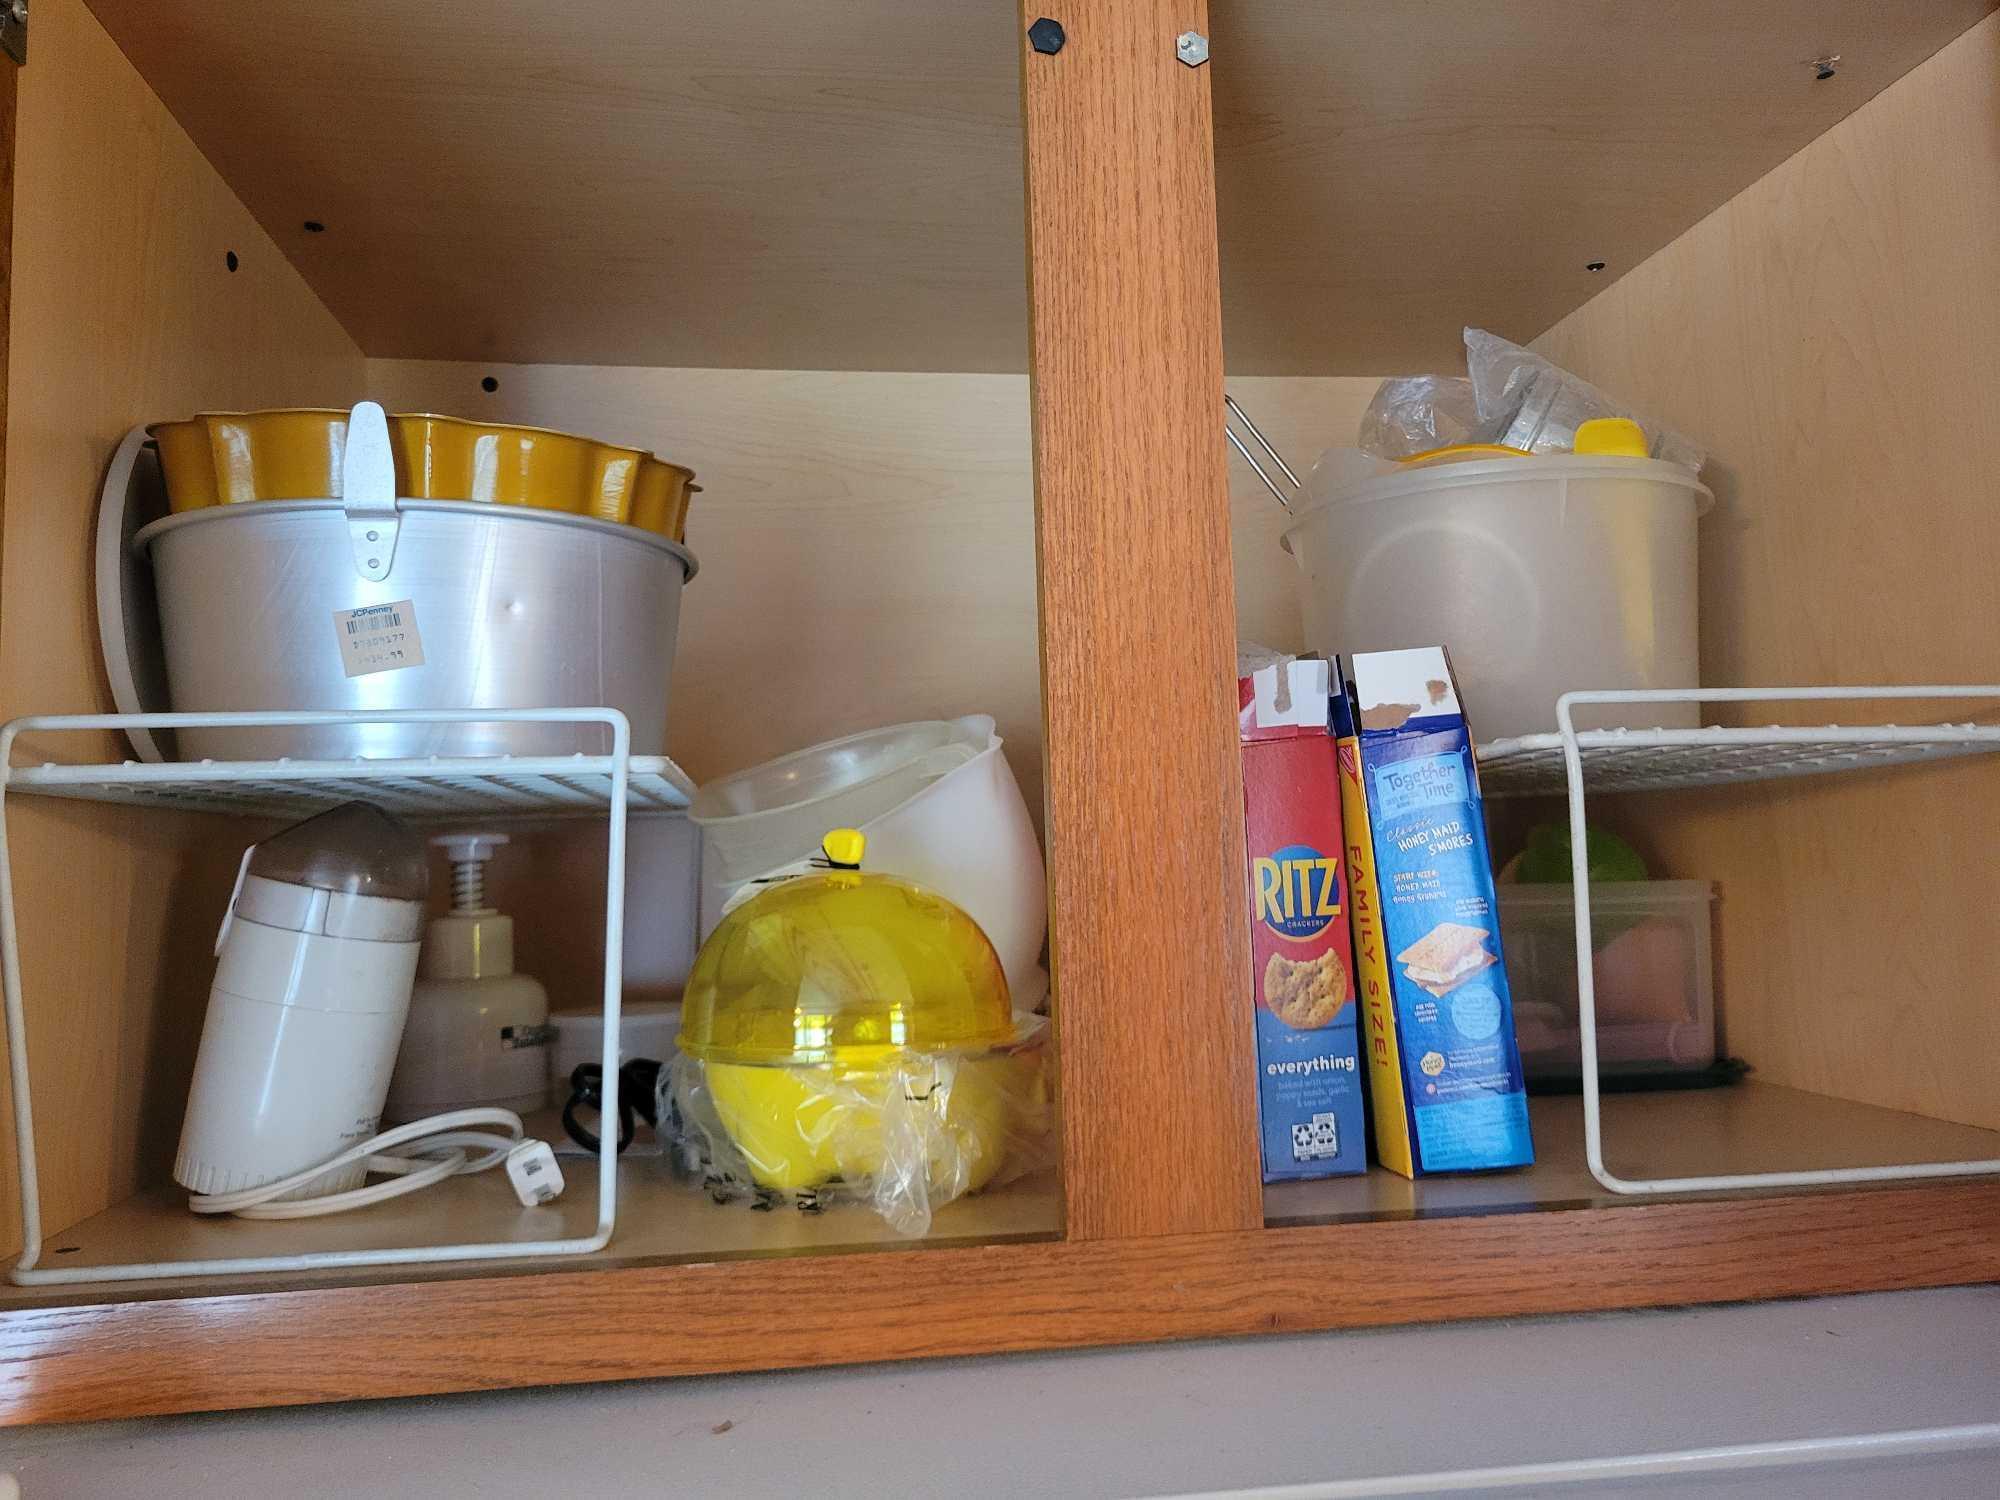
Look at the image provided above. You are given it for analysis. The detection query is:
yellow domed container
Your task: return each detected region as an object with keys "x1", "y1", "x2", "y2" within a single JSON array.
[{"x1": 677, "y1": 830, "x2": 1032, "y2": 1202}]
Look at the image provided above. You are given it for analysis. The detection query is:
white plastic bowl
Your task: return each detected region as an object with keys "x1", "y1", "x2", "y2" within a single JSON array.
[
  {"x1": 691, "y1": 716, "x2": 1047, "y2": 1005},
  {"x1": 1284, "y1": 453, "x2": 1711, "y2": 741},
  {"x1": 689, "y1": 717, "x2": 987, "y2": 884}
]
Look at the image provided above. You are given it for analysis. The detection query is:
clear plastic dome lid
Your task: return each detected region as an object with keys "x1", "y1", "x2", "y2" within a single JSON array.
[
  {"x1": 245, "y1": 802, "x2": 430, "y2": 902},
  {"x1": 679, "y1": 830, "x2": 1014, "y2": 1067}
]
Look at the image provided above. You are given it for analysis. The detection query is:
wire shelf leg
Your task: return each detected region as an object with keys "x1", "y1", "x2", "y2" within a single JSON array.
[{"x1": 1558, "y1": 687, "x2": 2000, "y2": 1195}]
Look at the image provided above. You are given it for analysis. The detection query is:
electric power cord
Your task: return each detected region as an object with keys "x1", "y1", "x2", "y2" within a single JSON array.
[{"x1": 187, "y1": 1108, "x2": 562, "y2": 1218}]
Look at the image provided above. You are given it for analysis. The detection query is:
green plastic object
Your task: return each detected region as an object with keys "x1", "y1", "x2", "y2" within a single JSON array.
[{"x1": 1516, "y1": 822, "x2": 1648, "y2": 884}]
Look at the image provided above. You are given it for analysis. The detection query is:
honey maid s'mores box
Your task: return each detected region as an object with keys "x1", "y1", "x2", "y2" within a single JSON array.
[
  {"x1": 1335, "y1": 648, "x2": 1533, "y2": 1177},
  {"x1": 1239, "y1": 655, "x2": 1367, "y2": 1182}
]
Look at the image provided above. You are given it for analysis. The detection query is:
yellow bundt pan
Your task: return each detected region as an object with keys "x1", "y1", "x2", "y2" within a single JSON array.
[{"x1": 148, "y1": 408, "x2": 698, "y2": 542}]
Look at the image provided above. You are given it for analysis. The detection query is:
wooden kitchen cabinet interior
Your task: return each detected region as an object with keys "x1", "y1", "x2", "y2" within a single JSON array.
[{"x1": 0, "y1": 0, "x2": 1995, "y2": 1424}]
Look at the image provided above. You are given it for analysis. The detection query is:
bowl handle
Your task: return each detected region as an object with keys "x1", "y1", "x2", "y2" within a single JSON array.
[{"x1": 342, "y1": 401, "x2": 402, "y2": 582}]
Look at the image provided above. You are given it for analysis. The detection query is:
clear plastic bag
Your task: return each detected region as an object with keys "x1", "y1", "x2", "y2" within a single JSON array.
[
  {"x1": 665, "y1": 1020, "x2": 1053, "y2": 1236},
  {"x1": 1356, "y1": 375, "x2": 1492, "y2": 460},
  {"x1": 1357, "y1": 333, "x2": 1706, "y2": 471},
  {"x1": 1464, "y1": 327, "x2": 1705, "y2": 471}
]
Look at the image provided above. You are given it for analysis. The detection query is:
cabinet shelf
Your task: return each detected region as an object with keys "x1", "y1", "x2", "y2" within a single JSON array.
[
  {"x1": 0, "y1": 1158, "x2": 1061, "y2": 1309},
  {"x1": 1265, "y1": 1083, "x2": 2000, "y2": 1226},
  {"x1": 5, "y1": 0, "x2": 1999, "y2": 1430}
]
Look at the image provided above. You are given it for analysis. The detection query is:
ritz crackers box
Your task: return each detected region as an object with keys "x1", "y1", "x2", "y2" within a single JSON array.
[
  {"x1": 1336, "y1": 647, "x2": 1533, "y2": 1177},
  {"x1": 1239, "y1": 657, "x2": 1367, "y2": 1181}
]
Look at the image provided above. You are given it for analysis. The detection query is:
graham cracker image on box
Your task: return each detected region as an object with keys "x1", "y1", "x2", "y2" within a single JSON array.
[
  {"x1": 1263, "y1": 949, "x2": 1349, "y2": 1030},
  {"x1": 1395, "y1": 921, "x2": 1497, "y2": 998}
]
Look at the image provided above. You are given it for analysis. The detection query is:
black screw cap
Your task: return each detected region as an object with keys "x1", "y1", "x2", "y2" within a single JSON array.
[{"x1": 1028, "y1": 16, "x2": 1065, "y2": 55}]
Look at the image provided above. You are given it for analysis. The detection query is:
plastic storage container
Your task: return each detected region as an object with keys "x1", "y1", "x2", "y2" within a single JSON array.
[
  {"x1": 546, "y1": 1000, "x2": 681, "y2": 1109},
  {"x1": 690, "y1": 718, "x2": 988, "y2": 885},
  {"x1": 1498, "y1": 880, "x2": 1717, "y2": 1082},
  {"x1": 1283, "y1": 453, "x2": 1710, "y2": 740},
  {"x1": 672, "y1": 829, "x2": 1049, "y2": 1234},
  {"x1": 691, "y1": 715, "x2": 1048, "y2": 1005}
]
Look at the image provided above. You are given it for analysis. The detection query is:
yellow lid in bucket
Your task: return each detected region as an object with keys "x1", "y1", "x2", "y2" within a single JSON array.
[
  {"x1": 1573, "y1": 417, "x2": 1650, "y2": 457},
  {"x1": 1396, "y1": 443, "x2": 1532, "y2": 467}
]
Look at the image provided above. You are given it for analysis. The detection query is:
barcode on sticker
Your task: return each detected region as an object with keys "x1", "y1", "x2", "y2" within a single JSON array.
[{"x1": 333, "y1": 599, "x2": 426, "y2": 678}]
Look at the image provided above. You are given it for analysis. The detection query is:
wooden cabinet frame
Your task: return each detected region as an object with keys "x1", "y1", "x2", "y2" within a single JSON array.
[
  {"x1": 1023, "y1": 0, "x2": 1260, "y2": 1243},
  {"x1": 0, "y1": 0, "x2": 1997, "y2": 1426}
]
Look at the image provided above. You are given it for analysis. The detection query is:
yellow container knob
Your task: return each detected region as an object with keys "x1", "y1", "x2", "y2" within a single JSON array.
[
  {"x1": 821, "y1": 827, "x2": 867, "y2": 868},
  {"x1": 1574, "y1": 417, "x2": 1650, "y2": 457}
]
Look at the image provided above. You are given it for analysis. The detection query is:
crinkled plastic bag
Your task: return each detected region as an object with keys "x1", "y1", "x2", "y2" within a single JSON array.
[
  {"x1": 1357, "y1": 375, "x2": 1492, "y2": 460},
  {"x1": 1465, "y1": 327, "x2": 1705, "y2": 471},
  {"x1": 666, "y1": 1020, "x2": 1053, "y2": 1236}
]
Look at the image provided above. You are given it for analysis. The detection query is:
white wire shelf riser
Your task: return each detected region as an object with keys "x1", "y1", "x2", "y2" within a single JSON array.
[
  {"x1": 0, "y1": 708, "x2": 641, "y2": 1285},
  {"x1": 1551, "y1": 685, "x2": 2000, "y2": 1196}
]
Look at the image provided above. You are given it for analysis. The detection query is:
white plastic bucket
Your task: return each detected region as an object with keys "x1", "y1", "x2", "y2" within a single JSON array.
[
  {"x1": 690, "y1": 717, "x2": 991, "y2": 885},
  {"x1": 1283, "y1": 455, "x2": 1710, "y2": 741},
  {"x1": 691, "y1": 717, "x2": 1048, "y2": 1005}
]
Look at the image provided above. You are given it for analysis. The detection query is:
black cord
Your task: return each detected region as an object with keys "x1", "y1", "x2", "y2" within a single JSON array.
[{"x1": 561, "y1": 1058, "x2": 663, "y2": 1155}]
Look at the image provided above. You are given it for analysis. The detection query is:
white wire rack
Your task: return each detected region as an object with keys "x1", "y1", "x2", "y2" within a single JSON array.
[
  {"x1": 1554, "y1": 685, "x2": 2000, "y2": 1197},
  {"x1": 7, "y1": 752, "x2": 693, "y2": 820},
  {"x1": 1, "y1": 708, "x2": 641, "y2": 1285},
  {"x1": 1479, "y1": 722, "x2": 2000, "y2": 797}
]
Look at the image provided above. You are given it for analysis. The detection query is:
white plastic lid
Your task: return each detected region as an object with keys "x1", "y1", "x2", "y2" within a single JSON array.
[
  {"x1": 1283, "y1": 451, "x2": 1714, "y2": 554},
  {"x1": 222, "y1": 804, "x2": 428, "y2": 945},
  {"x1": 689, "y1": 717, "x2": 989, "y2": 825}
]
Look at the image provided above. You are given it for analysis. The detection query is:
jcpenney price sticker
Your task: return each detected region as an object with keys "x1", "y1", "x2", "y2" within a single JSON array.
[{"x1": 333, "y1": 600, "x2": 426, "y2": 677}]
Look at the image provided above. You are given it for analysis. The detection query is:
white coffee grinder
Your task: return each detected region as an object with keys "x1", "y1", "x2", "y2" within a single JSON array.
[
  {"x1": 175, "y1": 802, "x2": 430, "y2": 1198},
  {"x1": 175, "y1": 802, "x2": 565, "y2": 1218}
]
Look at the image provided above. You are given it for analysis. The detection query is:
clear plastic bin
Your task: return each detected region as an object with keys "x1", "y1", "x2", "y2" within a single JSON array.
[{"x1": 1497, "y1": 880, "x2": 1716, "y2": 1081}]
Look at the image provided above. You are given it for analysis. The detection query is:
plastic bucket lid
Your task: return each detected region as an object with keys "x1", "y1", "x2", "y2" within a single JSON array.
[
  {"x1": 689, "y1": 717, "x2": 989, "y2": 825},
  {"x1": 1282, "y1": 453, "x2": 1713, "y2": 554}
]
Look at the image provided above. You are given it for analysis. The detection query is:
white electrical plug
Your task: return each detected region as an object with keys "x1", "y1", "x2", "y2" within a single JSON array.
[{"x1": 505, "y1": 1138, "x2": 565, "y2": 1206}]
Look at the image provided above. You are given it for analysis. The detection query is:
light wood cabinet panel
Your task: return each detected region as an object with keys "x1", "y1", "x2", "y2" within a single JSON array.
[
  {"x1": 1533, "y1": 13, "x2": 2000, "y2": 1129},
  {"x1": 0, "y1": 0, "x2": 363, "y2": 1256}
]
